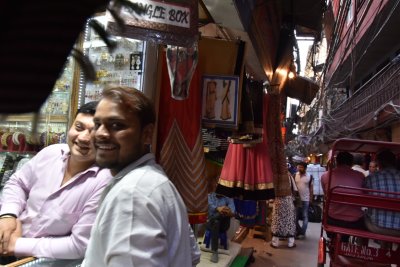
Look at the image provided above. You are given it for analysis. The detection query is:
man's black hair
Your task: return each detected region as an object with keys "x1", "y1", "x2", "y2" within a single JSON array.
[
  {"x1": 336, "y1": 151, "x2": 353, "y2": 166},
  {"x1": 376, "y1": 149, "x2": 396, "y2": 169},
  {"x1": 76, "y1": 101, "x2": 99, "y2": 117},
  {"x1": 297, "y1": 162, "x2": 307, "y2": 169}
]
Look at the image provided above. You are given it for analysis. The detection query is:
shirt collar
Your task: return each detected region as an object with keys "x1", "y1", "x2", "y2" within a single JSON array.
[
  {"x1": 60, "y1": 146, "x2": 70, "y2": 161},
  {"x1": 60, "y1": 145, "x2": 101, "y2": 176},
  {"x1": 113, "y1": 153, "x2": 155, "y2": 181}
]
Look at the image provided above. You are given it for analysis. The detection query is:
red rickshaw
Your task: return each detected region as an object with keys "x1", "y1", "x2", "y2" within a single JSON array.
[{"x1": 318, "y1": 138, "x2": 400, "y2": 267}]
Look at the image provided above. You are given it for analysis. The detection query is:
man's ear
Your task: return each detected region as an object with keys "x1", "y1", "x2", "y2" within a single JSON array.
[{"x1": 142, "y1": 123, "x2": 155, "y2": 145}]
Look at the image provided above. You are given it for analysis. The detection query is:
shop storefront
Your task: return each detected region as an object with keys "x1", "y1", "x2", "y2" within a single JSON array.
[{"x1": 0, "y1": 1, "x2": 203, "y2": 266}]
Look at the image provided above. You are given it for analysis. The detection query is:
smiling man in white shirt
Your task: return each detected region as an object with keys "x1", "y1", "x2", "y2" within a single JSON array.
[{"x1": 82, "y1": 86, "x2": 198, "y2": 267}]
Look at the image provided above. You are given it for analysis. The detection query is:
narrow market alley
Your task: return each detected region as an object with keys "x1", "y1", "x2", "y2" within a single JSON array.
[
  {"x1": 198, "y1": 222, "x2": 325, "y2": 267},
  {"x1": 241, "y1": 222, "x2": 323, "y2": 267}
]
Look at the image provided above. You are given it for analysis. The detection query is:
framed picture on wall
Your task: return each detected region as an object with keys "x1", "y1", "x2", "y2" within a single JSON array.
[{"x1": 202, "y1": 74, "x2": 239, "y2": 128}]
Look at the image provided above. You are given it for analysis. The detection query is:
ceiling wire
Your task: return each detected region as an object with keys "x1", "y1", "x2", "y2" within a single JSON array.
[
  {"x1": 309, "y1": 1, "x2": 399, "y2": 142},
  {"x1": 324, "y1": 0, "x2": 398, "y2": 89},
  {"x1": 312, "y1": 59, "x2": 400, "y2": 142}
]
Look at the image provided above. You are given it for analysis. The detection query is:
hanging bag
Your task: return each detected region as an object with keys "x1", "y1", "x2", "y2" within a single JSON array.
[
  {"x1": 308, "y1": 203, "x2": 322, "y2": 222},
  {"x1": 289, "y1": 173, "x2": 301, "y2": 207}
]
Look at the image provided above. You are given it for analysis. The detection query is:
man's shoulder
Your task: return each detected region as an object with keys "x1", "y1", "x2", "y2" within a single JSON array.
[
  {"x1": 33, "y1": 143, "x2": 68, "y2": 159},
  {"x1": 294, "y1": 172, "x2": 302, "y2": 178},
  {"x1": 350, "y1": 168, "x2": 366, "y2": 177},
  {"x1": 113, "y1": 167, "x2": 184, "y2": 210},
  {"x1": 122, "y1": 164, "x2": 171, "y2": 192},
  {"x1": 336, "y1": 166, "x2": 364, "y2": 176},
  {"x1": 365, "y1": 169, "x2": 400, "y2": 189},
  {"x1": 352, "y1": 165, "x2": 368, "y2": 176},
  {"x1": 373, "y1": 168, "x2": 400, "y2": 180},
  {"x1": 385, "y1": 168, "x2": 400, "y2": 175},
  {"x1": 39, "y1": 143, "x2": 67, "y2": 152},
  {"x1": 95, "y1": 168, "x2": 113, "y2": 182},
  {"x1": 321, "y1": 171, "x2": 329, "y2": 181}
]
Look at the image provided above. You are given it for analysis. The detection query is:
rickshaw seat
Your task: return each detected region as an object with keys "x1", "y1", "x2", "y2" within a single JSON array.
[{"x1": 324, "y1": 185, "x2": 400, "y2": 244}]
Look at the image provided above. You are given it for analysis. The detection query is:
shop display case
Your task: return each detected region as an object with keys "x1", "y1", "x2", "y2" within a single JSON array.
[
  {"x1": 0, "y1": 58, "x2": 72, "y2": 132},
  {"x1": 0, "y1": 56, "x2": 73, "y2": 146},
  {"x1": 0, "y1": 56, "x2": 73, "y2": 188},
  {"x1": 78, "y1": 15, "x2": 146, "y2": 105}
]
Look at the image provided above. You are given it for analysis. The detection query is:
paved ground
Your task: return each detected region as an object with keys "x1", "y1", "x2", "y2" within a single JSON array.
[
  {"x1": 199, "y1": 221, "x2": 325, "y2": 267},
  {"x1": 241, "y1": 222, "x2": 324, "y2": 267}
]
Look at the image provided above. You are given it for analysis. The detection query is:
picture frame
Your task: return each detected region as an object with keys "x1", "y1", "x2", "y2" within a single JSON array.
[{"x1": 201, "y1": 74, "x2": 239, "y2": 128}]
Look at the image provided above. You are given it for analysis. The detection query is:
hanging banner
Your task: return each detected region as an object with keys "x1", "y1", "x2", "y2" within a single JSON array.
[{"x1": 107, "y1": 0, "x2": 198, "y2": 47}]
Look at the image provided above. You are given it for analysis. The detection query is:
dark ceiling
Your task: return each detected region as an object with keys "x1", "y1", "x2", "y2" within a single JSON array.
[
  {"x1": 0, "y1": 0, "x2": 109, "y2": 113},
  {"x1": 0, "y1": 0, "x2": 325, "y2": 114}
]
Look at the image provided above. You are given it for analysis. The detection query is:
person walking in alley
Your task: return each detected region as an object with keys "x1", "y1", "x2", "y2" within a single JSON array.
[
  {"x1": 294, "y1": 162, "x2": 312, "y2": 239},
  {"x1": 270, "y1": 172, "x2": 297, "y2": 248}
]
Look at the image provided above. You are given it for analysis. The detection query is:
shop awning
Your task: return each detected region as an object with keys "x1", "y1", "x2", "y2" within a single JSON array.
[{"x1": 284, "y1": 76, "x2": 319, "y2": 105}]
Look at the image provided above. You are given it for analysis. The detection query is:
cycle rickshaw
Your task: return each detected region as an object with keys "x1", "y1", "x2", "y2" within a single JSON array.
[{"x1": 318, "y1": 138, "x2": 400, "y2": 267}]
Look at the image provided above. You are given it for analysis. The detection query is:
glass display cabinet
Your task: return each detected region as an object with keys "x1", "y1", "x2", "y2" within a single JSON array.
[{"x1": 78, "y1": 15, "x2": 146, "y2": 105}]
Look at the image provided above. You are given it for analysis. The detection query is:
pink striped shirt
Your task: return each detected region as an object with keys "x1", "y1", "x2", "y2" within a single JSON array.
[{"x1": 0, "y1": 144, "x2": 112, "y2": 259}]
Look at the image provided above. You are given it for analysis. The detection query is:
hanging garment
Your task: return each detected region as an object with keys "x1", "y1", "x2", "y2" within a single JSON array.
[
  {"x1": 205, "y1": 80, "x2": 217, "y2": 119},
  {"x1": 216, "y1": 93, "x2": 275, "y2": 200},
  {"x1": 166, "y1": 43, "x2": 198, "y2": 100},
  {"x1": 234, "y1": 198, "x2": 257, "y2": 226},
  {"x1": 238, "y1": 77, "x2": 264, "y2": 135},
  {"x1": 157, "y1": 52, "x2": 208, "y2": 224}
]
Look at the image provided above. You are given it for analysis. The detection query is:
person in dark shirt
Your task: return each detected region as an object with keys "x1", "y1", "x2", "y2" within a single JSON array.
[{"x1": 206, "y1": 192, "x2": 235, "y2": 263}]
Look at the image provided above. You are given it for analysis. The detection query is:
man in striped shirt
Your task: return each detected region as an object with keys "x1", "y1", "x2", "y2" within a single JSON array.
[{"x1": 363, "y1": 149, "x2": 400, "y2": 237}]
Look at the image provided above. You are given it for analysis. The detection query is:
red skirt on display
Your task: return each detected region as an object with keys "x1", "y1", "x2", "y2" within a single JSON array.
[{"x1": 217, "y1": 94, "x2": 275, "y2": 200}]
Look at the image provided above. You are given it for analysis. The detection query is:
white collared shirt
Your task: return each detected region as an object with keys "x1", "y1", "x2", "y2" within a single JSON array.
[
  {"x1": 352, "y1": 165, "x2": 369, "y2": 177},
  {"x1": 82, "y1": 153, "x2": 194, "y2": 267}
]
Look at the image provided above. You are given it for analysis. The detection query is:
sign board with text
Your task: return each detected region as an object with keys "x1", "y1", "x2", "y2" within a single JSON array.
[
  {"x1": 107, "y1": 0, "x2": 198, "y2": 47},
  {"x1": 338, "y1": 242, "x2": 400, "y2": 263}
]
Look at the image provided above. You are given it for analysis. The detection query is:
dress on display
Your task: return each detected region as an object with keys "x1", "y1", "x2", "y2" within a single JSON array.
[
  {"x1": 157, "y1": 53, "x2": 208, "y2": 224},
  {"x1": 205, "y1": 81, "x2": 217, "y2": 119},
  {"x1": 220, "y1": 80, "x2": 232, "y2": 120},
  {"x1": 216, "y1": 93, "x2": 275, "y2": 200}
]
